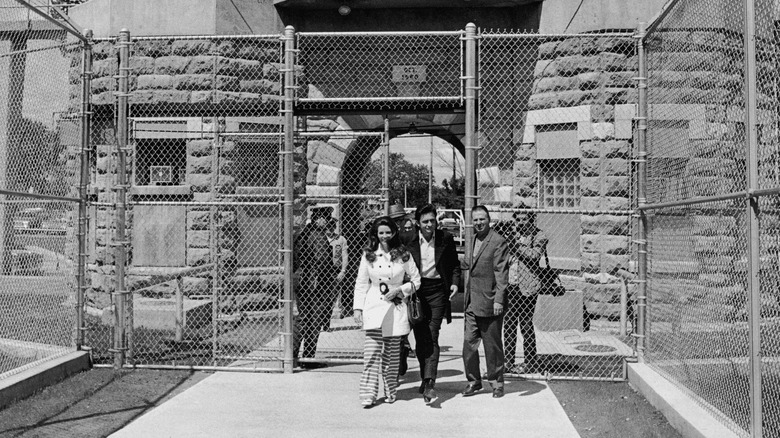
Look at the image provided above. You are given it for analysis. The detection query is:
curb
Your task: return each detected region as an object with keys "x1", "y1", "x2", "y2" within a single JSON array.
[
  {"x1": 627, "y1": 362, "x2": 742, "y2": 438},
  {"x1": 0, "y1": 351, "x2": 91, "y2": 410}
]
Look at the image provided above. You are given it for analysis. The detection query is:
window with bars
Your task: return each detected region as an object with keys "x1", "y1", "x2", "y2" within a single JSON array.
[
  {"x1": 539, "y1": 158, "x2": 580, "y2": 209},
  {"x1": 537, "y1": 158, "x2": 581, "y2": 270}
]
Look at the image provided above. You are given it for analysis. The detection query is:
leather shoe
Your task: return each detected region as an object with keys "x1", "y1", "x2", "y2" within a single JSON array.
[
  {"x1": 462, "y1": 381, "x2": 483, "y2": 397},
  {"x1": 300, "y1": 362, "x2": 326, "y2": 370},
  {"x1": 423, "y1": 381, "x2": 438, "y2": 404},
  {"x1": 492, "y1": 385, "x2": 504, "y2": 398}
]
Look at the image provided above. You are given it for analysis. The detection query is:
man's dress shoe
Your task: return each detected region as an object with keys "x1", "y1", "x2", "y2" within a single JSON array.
[{"x1": 461, "y1": 381, "x2": 483, "y2": 396}]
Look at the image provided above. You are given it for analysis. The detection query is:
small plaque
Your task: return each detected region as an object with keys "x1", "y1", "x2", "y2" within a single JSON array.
[{"x1": 392, "y1": 65, "x2": 426, "y2": 83}]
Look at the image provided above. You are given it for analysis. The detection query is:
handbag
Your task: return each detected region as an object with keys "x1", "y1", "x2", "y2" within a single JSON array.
[
  {"x1": 407, "y1": 283, "x2": 426, "y2": 325},
  {"x1": 537, "y1": 246, "x2": 567, "y2": 297}
]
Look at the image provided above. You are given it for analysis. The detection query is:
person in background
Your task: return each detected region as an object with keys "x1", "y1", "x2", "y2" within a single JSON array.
[
  {"x1": 503, "y1": 207, "x2": 547, "y2": 374},
  {"x1": 460, "y1": 205, "x2": 509, "y2": 398},
  {"x1": 401, "y1": 215, "x2": 417, "y2": 233},
  {"x1": 326, "y1": 218, "x2": 349, "y2": 320},
  {"x1": 388, "y1": 203, "x2": 414, "y2": 376},
  {"x1": 353, "y1": 216, "x2": 421, "y2": 408},
  {"x1": 293, "y1": 206, "x2": 335, "y2": 369},
  {"x1": 401, "y1": 203, "x2": 461, "y2": 405}
]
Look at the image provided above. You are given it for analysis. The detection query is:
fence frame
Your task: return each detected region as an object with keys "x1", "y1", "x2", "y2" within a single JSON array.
[{"x1": 637, "y1": 0, "x2": 778, "y2": 435}]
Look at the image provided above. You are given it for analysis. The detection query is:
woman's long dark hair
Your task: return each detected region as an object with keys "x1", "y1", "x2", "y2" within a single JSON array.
[{"x1": 364, "y1": 215, "x2": 410, "y2": 263}]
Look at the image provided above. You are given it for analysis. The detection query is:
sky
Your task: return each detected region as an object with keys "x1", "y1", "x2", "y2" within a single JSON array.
[{"x1": 371, "y1": 133, "x2": 465, "y2": 186}]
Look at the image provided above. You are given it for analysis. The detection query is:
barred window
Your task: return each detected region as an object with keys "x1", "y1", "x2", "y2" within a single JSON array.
[
  {"x1": 539, "y1": 159, "x2": 580, "y2": 209},
  {"x1": 537, "y1": 158, "x2": 580, "y2": 270}
]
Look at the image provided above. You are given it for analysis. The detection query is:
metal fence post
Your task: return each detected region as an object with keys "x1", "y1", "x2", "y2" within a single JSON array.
[
  {"x1": 282, "y1": 25, "x2": 296, "y2": 373},
  {"x1": 113, "y1": 28, "x2": 131, "y2": 369},
  {"x1": 635, "y1": 22, "x2": 648, "y2": 361},
  {"x1": 743, "y1": 0, "x2": 762, "y2": 436},
  {"x1": 77, "y1": 29, "x2": 93, "y2": 350},
  {"x1": 463, "y1": 23, "x2": 477, "y2": 273},
  {"x1": 383, "y1": 116, "x2": 390, "y2": 214}
]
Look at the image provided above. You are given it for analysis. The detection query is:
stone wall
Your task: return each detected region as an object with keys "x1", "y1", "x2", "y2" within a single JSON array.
[
  {"x1": 488, "y1": 35, "x2": 638, "y2": 320},
  {"x1": 645, "y1": 29, "x2": 780, "y2": 320},
  {"x1": 80, "y1": 37, "x2": 284, "y2": 315},
  {"x1": 89, "y1": 38, "x2": 283, "y2": 108}
]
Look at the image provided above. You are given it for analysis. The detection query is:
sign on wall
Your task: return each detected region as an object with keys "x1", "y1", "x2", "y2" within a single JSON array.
[{"x1": 392, "y1": 65, "x2": 427, "y2": 83}]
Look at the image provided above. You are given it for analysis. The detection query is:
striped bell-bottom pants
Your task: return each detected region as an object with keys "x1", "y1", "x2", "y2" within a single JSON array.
[{"x1": 360, "y1": 329, "x2": 402, "y2": 403}]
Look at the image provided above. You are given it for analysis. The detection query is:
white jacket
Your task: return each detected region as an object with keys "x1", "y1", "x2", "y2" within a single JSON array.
[{"x1": 353, "y1": 248, "x2": 421, "y2": 337}]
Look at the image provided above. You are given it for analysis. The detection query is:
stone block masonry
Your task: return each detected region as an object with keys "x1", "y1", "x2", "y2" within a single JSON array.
[{"x1": 481, "y1": 34, "x2": 638, "y2": 321}]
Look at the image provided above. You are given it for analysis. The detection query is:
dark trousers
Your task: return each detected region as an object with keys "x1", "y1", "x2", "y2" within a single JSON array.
[
  {"x1": 412, "y1": 278, "x2": 446, "y2": 383},
  {"x1": 503, "y1": 289, "x2": 538, "y2": 367},
  {"x1": 295, "y1": 269, "x2": 335, "y2": 359},
  {"x1": 463, "y1": 310, "x2": 504, "y2": 383}
]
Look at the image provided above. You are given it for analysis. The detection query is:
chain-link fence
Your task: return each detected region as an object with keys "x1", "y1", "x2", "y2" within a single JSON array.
[
  {"x1": 0, "y1": 1, "x2": 85, "y2": 380},
  {"x1": 84, "y1": 32, "x2": 287, "y2": 370},
  {"x1": 76, "y1": 26, "x2": 646, "y2": 379},
  {"x1": 477, "y1": 31, "x2": 638, "y2": 380},
  {"x1": 642, "y1": 0, "x2": 780, "y2": 436},
  {"x1": 7, "y1": 0, "x2": 780, "y2": 431}
]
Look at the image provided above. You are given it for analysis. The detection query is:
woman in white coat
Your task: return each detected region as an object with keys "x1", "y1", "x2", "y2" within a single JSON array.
[{"x1": 354, "y1": 216, "x2": 421, "y2": 408}]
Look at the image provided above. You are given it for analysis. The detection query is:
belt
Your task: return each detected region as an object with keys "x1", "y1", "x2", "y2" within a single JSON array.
[{"x1": 420, "y1": 277, "x2": 444, "y2": 284}]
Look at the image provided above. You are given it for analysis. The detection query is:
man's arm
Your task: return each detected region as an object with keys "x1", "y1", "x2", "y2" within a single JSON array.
[
  {"x1": 443, "y1": 232, "x2": 462, "y2": 299},
  {"x1": 338, "y1": 236, "x2": 348, "y2": 281},
  {"x1": 492, "y1": 236, "x2": 509, "y2": 314}
]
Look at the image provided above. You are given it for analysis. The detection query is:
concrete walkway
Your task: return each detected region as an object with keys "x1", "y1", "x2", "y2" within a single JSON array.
[{"x1": 110, "y1": 318, "x2": 581, "y2": 438}]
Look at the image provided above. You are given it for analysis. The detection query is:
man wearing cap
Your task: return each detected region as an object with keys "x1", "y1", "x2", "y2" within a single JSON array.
[{"x1": 293, "y1": 205, "x2": 335, "y2": 369}]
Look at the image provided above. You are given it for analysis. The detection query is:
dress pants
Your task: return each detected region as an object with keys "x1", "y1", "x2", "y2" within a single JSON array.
[
  {"x1": 360, "y1": 329, "x2": 402, "y2": 403},
  {"x1": 412, "y1": 278, "x2": 446, "y2": 382},
  {"x1": 295, "y1": 268, "x2": 335, "y2": 359},
  {"x1": 462, "y1": 310, "x2": 504, "y2": 383},
  {"x1": 503, "y1": 288, "x2": 538, "y2": 367}
]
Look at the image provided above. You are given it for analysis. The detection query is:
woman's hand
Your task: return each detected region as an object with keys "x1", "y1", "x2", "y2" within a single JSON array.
[
  {"x1": 353, "y1": 310, "x2": 363, "y2": 325},
  {"x1": 385, "y1": 287, "x2": 403, "y2": 300}
]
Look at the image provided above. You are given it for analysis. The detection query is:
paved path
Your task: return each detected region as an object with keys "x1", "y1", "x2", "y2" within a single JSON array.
[{"x1": 110, "y1": 316, "x2": 581, "y2": 438}]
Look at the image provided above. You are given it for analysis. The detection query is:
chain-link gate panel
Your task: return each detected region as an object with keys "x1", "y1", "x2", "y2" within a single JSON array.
[
  {"x1": 86, "y1": 34, "x2": 287, "y2": 370},
  {"x1": 642, "y1": 1, "x2": 756, "y2": 436},
  {"x1": 0, "y1": 3, "x2": 84, "y2": 380},
  {"x1": 292, "y1": 130, "x2": 385, "y2": 365},
  {"x1": 478, "y1": 32, "x2": 637, "y2": 381},
  {"x1": 641, "y1": 0, "x2": 780, "y2": 435},
  {"x1": 296, "y1": 31, "x2": 463, "y2": 112},
  {"x1": 752, "y1": 2, "x2": 780, "y2": 437}
]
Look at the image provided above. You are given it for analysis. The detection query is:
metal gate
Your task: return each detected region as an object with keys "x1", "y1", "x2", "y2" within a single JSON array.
[
  {"x1": 85, "y1": 32, "x2": 288, "y2": 371},
  {"x1": 80, "y1": 25, "x2": 642, "y2": 380},
  {"x1": 476, "y1": 31, "x2": 637, "y2": 380}
]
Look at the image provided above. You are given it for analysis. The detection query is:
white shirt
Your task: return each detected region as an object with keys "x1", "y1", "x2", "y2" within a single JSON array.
[{"x1": 419, "y1": 232, "x2": 440, "y2": 279}]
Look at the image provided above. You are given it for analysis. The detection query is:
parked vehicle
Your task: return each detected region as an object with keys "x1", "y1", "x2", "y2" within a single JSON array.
[{"x1": 437, "y1": 209, "x2": 465, "y2": 247}]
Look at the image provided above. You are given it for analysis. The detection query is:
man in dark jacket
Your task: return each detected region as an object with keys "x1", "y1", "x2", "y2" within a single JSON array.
[
  {"x1": 401, "y1": 204, "x2": 461, "y2": 404},
  {"x1": 293, "y1": 206, "x2": 333, "y2": 369}
]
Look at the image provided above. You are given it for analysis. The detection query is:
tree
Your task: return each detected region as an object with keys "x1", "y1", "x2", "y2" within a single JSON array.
[{"x1": 363, "y1": 152, "x2": 464, "y2": 211}]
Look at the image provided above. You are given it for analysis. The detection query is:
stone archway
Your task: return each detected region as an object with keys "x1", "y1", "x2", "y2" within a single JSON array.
[{"x1": 299, "y1": 113, "x2": 466, "y2": 304}]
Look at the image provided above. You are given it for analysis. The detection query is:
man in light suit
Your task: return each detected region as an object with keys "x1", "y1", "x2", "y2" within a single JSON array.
[
  {"x1": 401, "y1": 204, "x2": 461, "y2": 405},
  {"x1": 461, "y1": 205, "x2": 509, "y2": 398}
]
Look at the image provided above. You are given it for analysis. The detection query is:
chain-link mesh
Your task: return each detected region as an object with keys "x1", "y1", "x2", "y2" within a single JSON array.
[
  {"x1": 0, "y1": 2, "x2": 83, "y2": 380},
  {"x1": 84, "y1": 35, "x2": 286, "y2": 370},
  {"x1": 643, "y1": 0, "x2": 780, "y2": 436},
  {"x1": 477, "y1": 31, "x2": 637, "y2": 381},
  {"x1": 296, "y1": 32, "x2": 463, "y2": 112},
  {"x1": 292, "y1": 130, "x2": 385, "y2": 365}
]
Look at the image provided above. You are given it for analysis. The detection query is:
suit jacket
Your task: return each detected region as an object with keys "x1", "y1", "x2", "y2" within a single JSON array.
[
  {"x1": 464, "y1": 228, "x2": 509, "y2": 317},
  {"x1": 401, "y1": 229, "x2": 462, "y2": 323}
]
